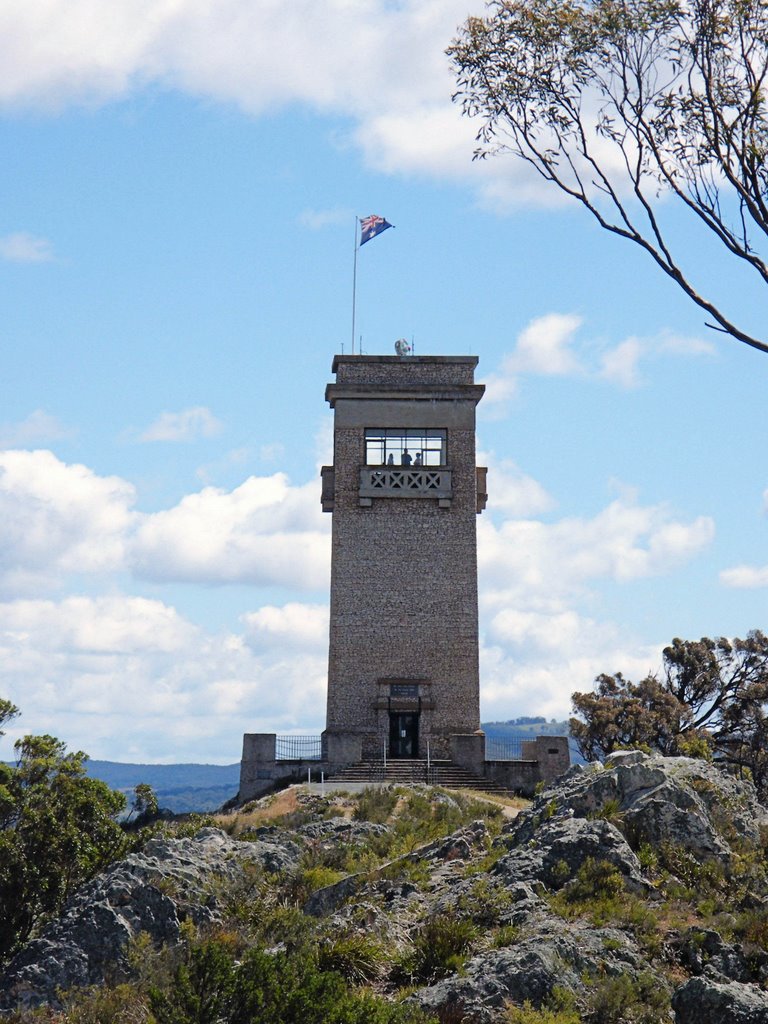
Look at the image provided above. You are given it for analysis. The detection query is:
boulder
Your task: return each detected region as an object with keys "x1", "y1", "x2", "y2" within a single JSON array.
[
  {"x1": 672, "y1": 975, "x2": 768, "y2": 1023},
  {"x1": 511, "y1": 754, "x2": 768, "y2": 866},
  {"x1": 413, "y1": 920, "x2": 652, "y2": 1023},
  {"x1": 495, "y1": 816, "x2": 648, "y2": 893}
]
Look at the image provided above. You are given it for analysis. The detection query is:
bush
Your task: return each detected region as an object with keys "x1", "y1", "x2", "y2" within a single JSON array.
[
  {"x1": 318, "y1": 934, "x2": 389, "y2": 983},
  {"x1": 149, "y1": 939, "x2": 436, "y2": 1024},
  {"x1": 354, "y1": 787, "x2": 399, "y2": 824},
  {"x1": 0, "y1": 732, "x2": 129, "y2": 965},
  {"x1": 396, "y1": 914, "x2": 478, "y2": 984},
  {"x1": 584, "y1": 970, "x2": 670, "y2": 1024}
]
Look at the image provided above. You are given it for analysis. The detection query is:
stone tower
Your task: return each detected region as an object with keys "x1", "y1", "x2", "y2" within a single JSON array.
[{"x1": 321, "y1": 354, "x2": 486, "y2": 761}]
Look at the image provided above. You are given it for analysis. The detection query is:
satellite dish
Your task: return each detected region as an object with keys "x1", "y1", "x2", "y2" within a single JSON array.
[{"x1": 395, "y1": 338, "x2": 412, "y2": 357}]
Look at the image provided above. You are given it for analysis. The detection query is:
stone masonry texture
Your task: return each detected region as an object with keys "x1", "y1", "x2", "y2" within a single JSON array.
[{"x1": 324, "y1": 355, "x2": 485, "y2": 759}]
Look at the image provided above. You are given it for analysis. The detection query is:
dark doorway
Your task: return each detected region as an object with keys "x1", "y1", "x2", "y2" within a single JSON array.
[{"x1": 389, "y1": 712, "x2": 419, "y2": 758}]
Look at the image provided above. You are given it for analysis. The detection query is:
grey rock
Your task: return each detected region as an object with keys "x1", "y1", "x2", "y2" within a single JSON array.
[
  {"x1": 297, "y1": 817, "x2": 390, "y2": 844},
  {"x1": 514, "y1": 754, "x2": 768, "y2": 866},
  {"x1": 496, "y1": 816, "x2": 648, "y2": 894},
  {"x1": 674, "y1": 928, "x2": 757, "y2": 984},
  {"x1": 303, "y1": 873, "x2": 365, "y2": 917},
  {"x1": 0, "y1": 828, "x2": 300, "y2": 1011},
  {"x1": 604, "y1": 750, "x2": 648, "y2": 768},
  {"x1": 672, "y1": 975, "x2": 768, "y2": 1023},
  {"x1": 413, "y1": 921, "x2": 654, "y2": 1023}
]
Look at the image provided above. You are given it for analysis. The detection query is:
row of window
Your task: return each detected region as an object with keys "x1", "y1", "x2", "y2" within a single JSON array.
[{"x1": 364, "y1": 428, "x2": 446, "y2": 467}]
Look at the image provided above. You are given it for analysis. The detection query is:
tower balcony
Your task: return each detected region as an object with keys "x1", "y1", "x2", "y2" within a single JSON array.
[{"x1": 358, "y1": 466, "x2": 453, "y2": 508}]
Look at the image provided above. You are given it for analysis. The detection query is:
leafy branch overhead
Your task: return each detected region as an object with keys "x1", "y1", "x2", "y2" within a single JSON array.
[{"x1": 449, "y1": 0, "x2": 768, "y2": 353}]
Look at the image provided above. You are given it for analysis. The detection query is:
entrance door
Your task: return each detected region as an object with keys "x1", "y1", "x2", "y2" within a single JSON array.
[{"x1": 389, "y1": 712, "x2": 419, "y2": 758}]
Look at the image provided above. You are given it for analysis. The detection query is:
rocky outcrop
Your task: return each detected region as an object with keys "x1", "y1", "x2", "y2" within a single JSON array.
[
  {"x1": 409, "y1": 753, "x2": 768, "y2": 1023},
  {"x1": 0, "y1": 827, "x2": 301, "y2": 1011},
  {"x1": 493, "y1": 815, "x2": 649, "y2": 894},
  {"x1": 672, "y1": 976, "x2": 768, "y2": 1023},
  {"x1": 3, "y1": 755, "x2": 768, "y2": 1022},
  {"x1": 416, "y1": 920, "x2": 656, "y2": 1024}
]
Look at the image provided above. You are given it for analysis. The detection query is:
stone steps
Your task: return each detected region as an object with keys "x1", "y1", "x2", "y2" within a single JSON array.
[{"x1": 325, "y1": 759, "x2": 511, "y2": 796}]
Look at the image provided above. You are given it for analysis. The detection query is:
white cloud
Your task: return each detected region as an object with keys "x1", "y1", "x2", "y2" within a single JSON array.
[
  {"x1": 484, "y1": 317, "x2": 715, "y2": 408},
  {"x1": 600, "y1": 337, "x2": 644, "y2": 389},
  {"x1": 0, "y1": 450, "x2": 134, "y2": 595},
  {"x1": 477, "y1": 452, "x2": 554, "y2": 517},
  {"x1": 0, "y1": 450, "x2": 329, "y2": 595},
  {"x1": 479, "y1": 495, "x2": 714, "y2": 607},
  {"x1": 242, "y1": 602, "x2": 328, "y2": 651},
  {"x1": 0, "y1": 594, "x2": 327, "y2": 762},
  {"x1": 131, "y1": 474, "x2": 330, "y2": 589},
  {"x1": 600, "y1": 331, "x2": 715, "y2": 389},
  {"x1": 0, "y1": 410, "x2": 74, "y2": 447},
  {"x1": 720, "y1": 564, "x2": 768, "y2": 589},
  {"x1": 479, "y1": 625, "x2": 663, "y2": 722},
  {"x1": 298, "y1": 208, "x2": 350, "y2": 230},
  {"x1": 0, "y1": 0, "x2": 565, "y2": 204},
  {"x1": 0, "y1": 231, "x2": 54, "y2": 263},
  {"x1": 139, "y1": 406, "x2": 223, "y2": 442},
  {"x1": 483, "y1": 314, "x2": 585, "y2": 404}
]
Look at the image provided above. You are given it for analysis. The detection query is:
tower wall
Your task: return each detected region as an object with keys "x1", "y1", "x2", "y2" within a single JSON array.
[{"x1": 323, "y1": 355, "x2": 485, "y2": 760}]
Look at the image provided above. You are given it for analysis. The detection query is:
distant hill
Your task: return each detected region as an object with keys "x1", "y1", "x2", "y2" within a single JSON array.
[
  {"x1": 481, "y1": 719, "x2": 583, "y2": 764},
  {"x1": 84, "y1": 760, "x2": 240, "y2": 814},
  {"x1": 481, "y1": 718, "x2": 571, "y2": 738}
]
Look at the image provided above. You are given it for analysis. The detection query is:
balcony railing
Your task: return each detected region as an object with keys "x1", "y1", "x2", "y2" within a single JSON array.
[{"x1": 359, "y1": 467, "x2": 452, "y2": 506}]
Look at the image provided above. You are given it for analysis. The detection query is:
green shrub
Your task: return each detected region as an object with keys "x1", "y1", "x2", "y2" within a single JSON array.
[
  {"x1": 504, "y1": 987, "x2": 579, "y2": 1023},
  {"x1": 492, "y1": 924, "x2": 520, "y2": 948},
  {"x1": 584, "y1": 970, "x2": 670, "y2": 1024},
  {"x1": 318, "y1": 934, "x2": 389, "y2": 983},
  {"x1": 354, "y1": 787, "x2": 399, "y2": 824},
  {"x1": 504, "y1": 1004, "x2": 580, "y2": 1024},
  {"x1": 396, "y1": 914, "x2": 478, "y2": 984},
  {"x1": 586, "y1": 799, "x2": 623, "y2": 826},
  {"x1": 676, "y1": 734, "x2": 713, "y2": 760},
  {"x1": 149, "y1": 939, "x2": 437, "y2": 1024},
  {"x1": 285, "y1": 865, "x2": 346, "y2": 905},
  {"x1": 656, "y1": 842, "x2": 726, "y2": 896},
  {"x1": 548, "y1": 860, "x2": 660, "y2": 952},
  {"x1": 563, "y1": 859, "x2": 624, "y2": 903},
  {"x1": 635, "y1": 844, "x2": 658, "y2": 875},
  {"x1": 455, "y1": 876, "x2": 513, "y2": 926}
]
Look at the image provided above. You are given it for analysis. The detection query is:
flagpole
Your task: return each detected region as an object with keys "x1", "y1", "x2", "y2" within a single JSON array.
[{"x1": 351, "y1": 218, "x2": 359, "y2": 356}]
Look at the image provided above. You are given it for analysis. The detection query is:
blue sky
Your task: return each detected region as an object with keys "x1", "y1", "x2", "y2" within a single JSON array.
[{"x1": 0, "y1": 0, "x2": 766, "y2": 764}]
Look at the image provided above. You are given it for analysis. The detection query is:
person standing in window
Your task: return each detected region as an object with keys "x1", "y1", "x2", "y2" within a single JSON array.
[{"x1": 401, "y1": 449, "x2": 412, "y2": 466}]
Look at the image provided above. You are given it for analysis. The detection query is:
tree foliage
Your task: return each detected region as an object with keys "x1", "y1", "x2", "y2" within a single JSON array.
[
  {"x1": 150, "y1": 939, "x2": 435, "y2": 1024},
  {"x1": 450, "y1": 0, "x2": 768, "y2": 353},
  {"x1": 0, "y1": 728, "x2": 129, "y2": 965},
  {"x1": 571, "y1": 631, "x2": 768, "y2": 796}
]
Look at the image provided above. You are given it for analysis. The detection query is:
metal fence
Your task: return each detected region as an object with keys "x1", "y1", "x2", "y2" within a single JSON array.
[
  {"x1": 275, "y1": 735, "x2": 322, "y2": 761},
  {"x1": 484, "y1": 736, "x2": 527, "y2": 761}
]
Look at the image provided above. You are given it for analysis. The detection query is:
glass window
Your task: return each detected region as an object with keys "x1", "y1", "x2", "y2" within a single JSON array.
[{"x1": 365, "y1": 428, "x2": 446, "y2": 467}]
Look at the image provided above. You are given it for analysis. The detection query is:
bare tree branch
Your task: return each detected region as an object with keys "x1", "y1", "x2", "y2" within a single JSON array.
[{"x1": 449, "y1": 0, "x2": 768, "y2": 354}]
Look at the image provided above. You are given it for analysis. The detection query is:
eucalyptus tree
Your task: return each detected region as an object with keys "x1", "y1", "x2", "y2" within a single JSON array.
[{"x1": 450, "y1": 0, "x2": 768, "y2": 353}]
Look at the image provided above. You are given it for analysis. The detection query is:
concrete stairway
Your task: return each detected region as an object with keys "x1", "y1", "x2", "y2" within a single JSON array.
[{"x1": 325, "y1": 759, "x2": 511, "y2": 796}]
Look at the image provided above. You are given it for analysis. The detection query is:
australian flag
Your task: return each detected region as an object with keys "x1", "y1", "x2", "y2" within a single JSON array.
[{"x1": 360, "y1": 214, "x2": 393, "y2": 246}]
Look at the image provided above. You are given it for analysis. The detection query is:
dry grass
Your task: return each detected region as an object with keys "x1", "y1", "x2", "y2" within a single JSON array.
[
  {"x1": 213, "y1": 783, "x2": 528, "y2": 836},
  {"x1": 452, "y1": 789, "x2": 529, "y2": 819},
  {"x1": 213, "y1": 786, "x2": 303, "y2": 835}
]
